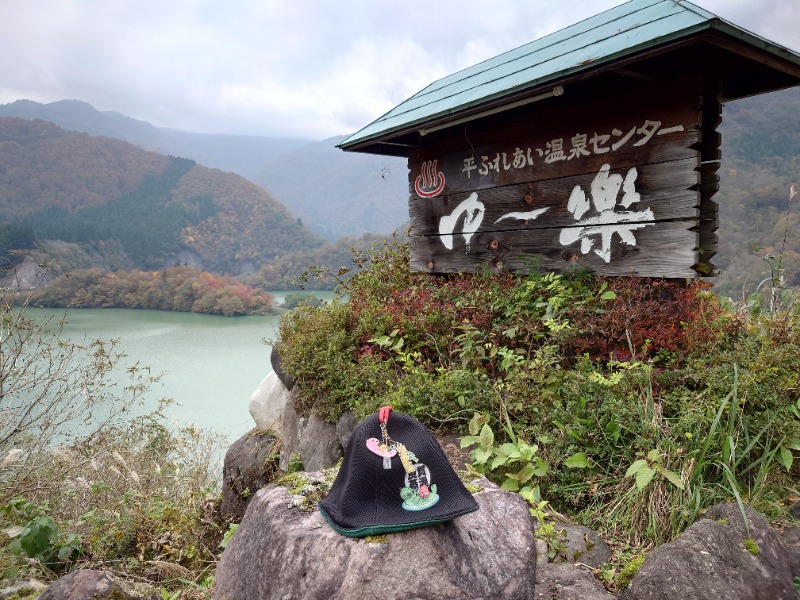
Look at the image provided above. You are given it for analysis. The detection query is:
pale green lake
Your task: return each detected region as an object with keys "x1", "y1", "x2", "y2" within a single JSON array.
[{"x1": 27, "y1": 291, "x2": 333, "y2": 443}]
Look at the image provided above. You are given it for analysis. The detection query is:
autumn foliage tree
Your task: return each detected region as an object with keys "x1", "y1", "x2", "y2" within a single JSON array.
[{"x1": 27, "y1": 266, "x2": 274, "y2": 316}]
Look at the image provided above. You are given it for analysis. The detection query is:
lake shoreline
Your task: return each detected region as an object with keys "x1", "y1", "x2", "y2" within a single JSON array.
[{"x1": 24, "y1": 294, "x2": 331, "y2": 442}]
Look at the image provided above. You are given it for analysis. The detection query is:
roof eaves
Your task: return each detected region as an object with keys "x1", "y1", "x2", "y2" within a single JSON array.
[{"x1": 339, "y1": 19, "x2": 720, "y2": 151}]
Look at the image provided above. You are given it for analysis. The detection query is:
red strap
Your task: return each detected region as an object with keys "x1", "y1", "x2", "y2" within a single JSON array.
[{"x1": 378, "y1": 405, "x2": 393, "y2": 424}]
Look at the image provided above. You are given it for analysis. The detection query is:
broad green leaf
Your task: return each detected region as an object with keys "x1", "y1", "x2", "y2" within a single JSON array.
[
  {"x1": 604, "y1": 418, "x2": 621, "y2": 444},
  {"x1": 490, "y1": 454, "x2": 507, "y2": 471},
  {"x1": 600, "y1": 290, "x2": 617, "y2": 300},
  {"x1": 500, "y1": 478, "x2": 520, "y2": 492},
  {"x1": 565, "y1": 452, "x2": 588, "y2": 469},
  {"x1": 468, "y1": 414, "x2": 482, "y2": 436},
  {"x1": 659, "y1": 467, "x2": 685, "y2": 490},
  {"x1": 776, "y1": 447, "x2": 793, "y2": 471},
  {"x1": 785, "y1": 439, "x2": 800, "y2": 451},
  {"x1": 480, "y1": 423, "x2": 494, "y2": 448},
  {"x1": 500, "y1": 443, "x2": 521, "y2": 459},
  {"x1": 625, "y1": 459, "x2": 648, "y2": 478},
  {"x1": 635, "y1": 466, "x2": 656, "y2": 490},
  {"x1": 519, "y1": 443, "x2": 539, "y2": 461},
  {"x1": 512, "y1": 462, "x2": 537, "y2": 483},
  {"x1": 460, "y1": 436, "x2": 479, "y2": 449},
  {"x1": 533, "y1": 458, "x2": 549, "y2": 477},
  {"x1": 8, "y1": 538, "x2": 21, "y2": 556},
  {"x1": 647, "y1": 449, "x2": 661, "y2": 462},
  {"x1": 20, "y1": 517, "x2": 57, "y2": 558},
  {"x1": 472, "y1": 447, "x2": 492, "y2": 465}
]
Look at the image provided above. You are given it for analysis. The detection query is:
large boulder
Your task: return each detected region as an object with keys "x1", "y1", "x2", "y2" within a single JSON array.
[
  {"x1": 298, "y1": 411, "x2": 343, "y2": 472},
  {"x1": 221, "y1": 428, "x2": 279, "y2": 521},
  {"x1": 270, "y1": 344, "x2": 295, "y2": 390},
  {"x1": 620, "y1": 502, "x2": 800, "y2": 600},
  {"x1": 535, "y1": 563, "x2": 616, "y2": 599},
  {"x1": 37, "y1": 569, "x2": 158, "y2": 600},
  {"x1": 248, "y1": 371, "x2": 290, "y2": 433},
  {"x1": 278, "y1": 389, "x2": 346, "y2": 472},
  {"x1": 0, "y1": 578, "x2": 46, "y2": 599},
  {"x1": 335, "y1": 410, "x2": 359, "y2": 450},
  {"x1": 534, "y1": 523, "x2": 612, "y2": 568},
  {"x1": 213, "y1": 477, "x2": 537, "y2": 600},
  {"x1": 784, "y1": 526, "x2": 800, "y2": 572},
  {"x1": 278, "y1": 387, "x2": 306, "y2": 471}
]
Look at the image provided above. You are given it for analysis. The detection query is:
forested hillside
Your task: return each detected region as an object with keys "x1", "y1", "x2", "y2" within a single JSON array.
[
  {"x1": 0, "y1": 117, "x2": 325, "y2": 275},
  {"x1": 0, "y1": 99, "x2": 310, "y2": 180},
  {"x1": 1, "y1": 86, "x2": 799, "y2": 297},
  {"x1": 0, "y1": 100, "x2": 411, "y2": 240},
  {"x1": 714, "y1": 86, "x2": 800, "y2": 298}
]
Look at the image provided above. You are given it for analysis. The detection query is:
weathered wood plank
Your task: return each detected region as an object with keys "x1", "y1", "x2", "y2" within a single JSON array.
[
  {"x1": 408, "y1": 113, "x2": 700, "y2": 198},
  {"x1": 407, "y1": 78, "x2": 703, "y2": 197},
  {"x1": 408, "y1": 75, "x2": 703, "y2": 163},
  {"x1": 409, "y1": 159, "x2": 700, "y2": 237},
  {"x1": 410, "y1": 220, "x2": 699, "y2": 278}
]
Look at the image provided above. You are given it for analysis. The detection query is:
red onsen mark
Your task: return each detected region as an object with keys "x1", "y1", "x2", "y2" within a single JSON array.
[{"x1": 414, "y1": 160, "x2": 446, "y2": 198}]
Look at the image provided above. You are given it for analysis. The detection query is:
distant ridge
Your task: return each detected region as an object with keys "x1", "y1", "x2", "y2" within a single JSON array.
[
  {"x1": 0, "y1": 99, "x2": 409, "y2": 240},
  {"x1": 0, "y1": 117, "x2": 325, "y2": 275},
  {"x1": 0, "y1": 99, "x2": 310, "y2": 180}
]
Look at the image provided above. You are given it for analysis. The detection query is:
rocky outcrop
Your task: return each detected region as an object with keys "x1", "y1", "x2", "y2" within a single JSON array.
[
  {"x1": 270, "y1": 344, "x2": 295, "y2": 391},
  {"x1": 535, "y1": 563, "x2": 616, "y2": 599},
  {"x1": 277, "y1": 387, "x2": 305, "y2": 471},
  {"x1": 277, "y1": 388, "x2": 356, "y2": 472},
  {"x1": 248, "y1": 371, "x2": 289, "y2": 433},
  {"x1": 620, "y1": 502, "x2": 800, "y2": 600},
  {"x1": 239, "y1": 370, "x2": 800, "y2": 599},
  {"x1": 0, "y1": 578, "x2": 46, "y2": 599},
  {"x1": 0, "y1": 257, "x2": 51, "y2": 292},
  {"x1": 335, "y1": 410, "x2": 358, "y2": 450},
  {"x1": 297, "y1": 411, "x2": 343, "y2": 472},
  {"x1": 213, "y1": 478, "x2": 537, "y2": 600},
  {"x1": 37, "y1": 569, "x2": 158, "y2": 600},
  {"x1": 535, "y1": 523, "x2": 612, "y2": 568},
  {"x1": 220, "y1": 428, "x2": 278, "y2": 521}
]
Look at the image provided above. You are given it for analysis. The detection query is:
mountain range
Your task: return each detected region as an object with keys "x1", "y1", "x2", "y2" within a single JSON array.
[
  {"x1": 1, "y1": 88, "x2": 799, "y2": 298},
  {"x1": 0, "y1": 99, "x2": 409, "y2": 241},
  {"x1": 0, "y1": 117, "x2": 325, "y2": 278}
]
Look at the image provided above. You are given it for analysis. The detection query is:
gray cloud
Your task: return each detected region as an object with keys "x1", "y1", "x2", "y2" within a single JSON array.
[{"x1": 0, "y1": 0, "x2": 796, "y2": 139}]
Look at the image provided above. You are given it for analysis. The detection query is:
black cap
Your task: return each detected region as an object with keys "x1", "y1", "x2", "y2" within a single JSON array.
[{"x1": 318, "y1": 408, "x2": 479, "y2": 537}]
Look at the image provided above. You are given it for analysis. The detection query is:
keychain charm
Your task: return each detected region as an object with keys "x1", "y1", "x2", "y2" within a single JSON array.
[{"x1": 365, "y1": 406, "x2": 441, "y2": 511}]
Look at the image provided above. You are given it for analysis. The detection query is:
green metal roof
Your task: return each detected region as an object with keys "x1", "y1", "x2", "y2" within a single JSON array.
[{"x1": 339, "y1": 0, "x2": 800, "y2": 153}]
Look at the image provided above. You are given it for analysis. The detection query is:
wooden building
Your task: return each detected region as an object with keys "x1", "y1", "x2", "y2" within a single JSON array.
[{"x1": 338, "y1": 0, "x2": 800, "y2": 278}]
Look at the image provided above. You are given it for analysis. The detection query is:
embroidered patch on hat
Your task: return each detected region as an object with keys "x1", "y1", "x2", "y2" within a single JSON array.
[{"x1": 318, "y1": 406, "x2": 478, "y2": 537}]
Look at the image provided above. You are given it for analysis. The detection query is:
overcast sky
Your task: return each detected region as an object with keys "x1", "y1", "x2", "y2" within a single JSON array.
[{"x1": 1, "y1": 0, "x2": 797, "y2": 140}]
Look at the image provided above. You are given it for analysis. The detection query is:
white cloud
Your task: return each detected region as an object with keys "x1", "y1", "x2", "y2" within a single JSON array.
[{"x1": 0, "y1": 0, "x2": 797, "y2": 139}]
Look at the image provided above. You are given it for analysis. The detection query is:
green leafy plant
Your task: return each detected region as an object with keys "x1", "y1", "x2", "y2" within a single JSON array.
[
  {"x1": 460, "y1": 413, "x2": 548, "y2": 493},
  {"x1": 277, "y1": 240, "x2": 800, "y2": 559},
  {"x1": 220, "y1": 523, "x2": 238, "y2": 549},
  {"x1": 3, "y1": 499, "x2": 82, "y2": 574},
  {"x1": 527, "y1": 498, "x2": 569, "y2": 562},
  {"x1": 625, "y1": 449, "x2": 685, "y2": 492}
]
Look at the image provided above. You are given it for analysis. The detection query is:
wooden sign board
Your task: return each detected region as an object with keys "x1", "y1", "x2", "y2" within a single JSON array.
[{"x1": 406, "y1": 78, "x2": 719, "y2": 278}]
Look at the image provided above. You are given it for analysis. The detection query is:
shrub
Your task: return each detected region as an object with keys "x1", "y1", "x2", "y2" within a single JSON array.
[
  {"x1": 276, "y1": 240, "x2": 800, "y2": 552},
  {"x1": 0, "y1": 293, "x2": 227, "y2": 595}
]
